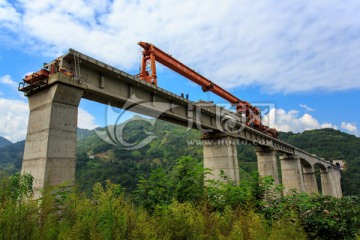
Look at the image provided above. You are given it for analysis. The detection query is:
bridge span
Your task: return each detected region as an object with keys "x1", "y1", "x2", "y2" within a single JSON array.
[{"x1": 19, "y1": 49, "x2": 342, "y2": 198}]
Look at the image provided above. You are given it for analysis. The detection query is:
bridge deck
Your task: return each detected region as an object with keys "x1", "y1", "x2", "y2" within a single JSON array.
[{"x1": 23, "y1": 48, "x2": 337, "y2": 169}]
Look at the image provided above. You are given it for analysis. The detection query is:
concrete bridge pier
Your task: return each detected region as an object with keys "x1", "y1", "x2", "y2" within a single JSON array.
[
  {"x1": 302, "y1": 165, "x2": 318, "y2": 194},
  {"x1": 321, "y1": 169, "x2": 333, "y2": 196},
  {"x1": 255, "y1": 148, "x2": 280, "y2": 185},
  {"x1": 321, "y1": 167, "x2": 343, "y2": 197},
  {"x1": 330, "y1": 167, "x2": 343, "y2": 198},
  {"x1": 202, "y1": 134, "x2": 239, "y2": 185},
  {"x1": 21, "y1": 83, "x2": 83, "y2": 198},
  {"x1": 280, "y1": 155, "x2": 305, "y2": 194}
]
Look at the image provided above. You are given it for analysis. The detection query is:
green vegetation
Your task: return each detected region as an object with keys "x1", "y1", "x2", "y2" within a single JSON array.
[
  {"x1": 76, "y1": 122, "x2": 360, "y2": 197},
  {"x1": 1, "y1": 159, "x2": 360, "y2": 239},
  {"x1": 75, "y1": 118, "x2": 203, "y2": 194},
  {"x1": 0, "y1": 140, "x2": 24, "y2": 177},
  {"x1": 1, "y1": 119, "x2": 360, "y2": 196}
]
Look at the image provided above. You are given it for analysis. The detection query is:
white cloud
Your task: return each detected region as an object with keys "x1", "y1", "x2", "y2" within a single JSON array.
[
  {"x1": 0, "y1": 75, "x2": 28, "y2": 99},
  {"x1": 0, "y1": 0, "x2": 20, "y2": 28},
  {"x1": 0, "y1": 98, "x2": 28, "y2": 142},
  {"x1": 264, "y1": 108, "x2": 338, "y2": 133},
  {"x1": 341, "y1": 122, "x2": 357, "y2": 133},
  {"x1": 0, "y1": 97, "x2": 97, "y2": 141},
  {"x1": 0, "y1": 75, "x2": 17, "y2": 88},
  {"x1": 299, "y1": 104, "x2": 314, "y2": 112},
  {"x1": 299, "y1": 113, "x2": 320, "y2": 130},
  {"x1": 78, "y1": 108, "x2": 98, "y2": 130},
  {"x1": 321, "y1": 122, "x2": 338, "y2": 130},
  {"x1": 0, "y1": 0, "x2": 360, "y2": 93}
]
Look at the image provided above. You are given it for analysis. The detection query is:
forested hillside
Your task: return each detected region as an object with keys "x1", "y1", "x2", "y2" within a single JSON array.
[
  {"x1": 0, "y1": 140, "x2": 24, "y2": 177},
  {"x1": 0, "y1": 136, "x2": 12, "y2": 148},
  {"x1": 76, "y1": 118, "x2": 203, "y2": 194},
  {"x1": 0, "y1": 117, "x2": 359, "y2": 196},
  {"x1": 75, "y1": 121, "x2": 360, "y2": 196}
]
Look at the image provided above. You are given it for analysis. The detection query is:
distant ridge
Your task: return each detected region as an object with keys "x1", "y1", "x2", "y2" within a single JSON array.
[{"x1": 0, "y1": 136, "x2": 12, "y2": 148}]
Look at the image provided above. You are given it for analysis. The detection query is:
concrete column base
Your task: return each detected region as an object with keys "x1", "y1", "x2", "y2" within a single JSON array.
[
  {"x1": 203, "y1": 134, "x2": 239, "y2": 185},
  {"x1": 321, "y1": 170, "x2": 332, "y2": 196},
  {"x1": 330, "y1": 168, "x2": 343, "y2": 198},
  {"x1": 280, "y1": 155, "x2": 305, "y2": 195},
  {"x1": 21, "y1": 83, "x2": 83, "y2": 198},
  {"x1": 302, "y1": 166, "x2": 318, "y2": 194},
  {"x1": 321, "y1": 168, "x2": 343, "y2": 197},
  {"x1": 255, "y1": 148, "x2": 280, "y2": 185}
]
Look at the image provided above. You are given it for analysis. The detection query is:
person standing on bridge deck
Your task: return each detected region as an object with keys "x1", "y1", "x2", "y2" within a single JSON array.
[
  {"x1": 181, "y1": 93, "x2": 184, "y2": 98},
  {"x1": 186, "y1": 93, "x2": 189, "y2": 100}
]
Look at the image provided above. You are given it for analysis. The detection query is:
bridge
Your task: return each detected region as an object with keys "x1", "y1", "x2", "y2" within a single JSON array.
[{"x1": 19, "y1": 49, "x2": 342, "y2": 198}]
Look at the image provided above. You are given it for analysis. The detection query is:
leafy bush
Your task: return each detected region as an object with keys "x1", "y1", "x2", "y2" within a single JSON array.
[
  {"x1": 263, "y1": 192, "x2": 360, "y2": 240},
  {"x1": 1, "y1": 160, "x2": 360, "y2": 239},
  {"x1": 155, "y1": 201, "x2": 205, "y2": 239},
  {"x1": 0, "y1": 173, "x2": 37, "y2": 240},
  {"x1": 134, "y1": 156, "x2": 205, "y2": 211}
]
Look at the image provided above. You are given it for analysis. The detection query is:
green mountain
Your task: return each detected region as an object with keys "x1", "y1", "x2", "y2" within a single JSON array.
[
  {"x1": 0, "y1": 128, "x2": 93, "y2": 178},
  {"x1": 75, "y1": 118, "x2": 203, "y2": 194},
  {"x1": 0, "y1": 140, "x2": 24, "y2": 177},
  {"x1": 0, "y1": 136, "x2": 12, "y2": 148},
  {"x1": 0, "y1": 119, "x2": 359, "y2": 196},
  {"x1": 77, "y1": 128, "x2": 94, "y2": 140}
]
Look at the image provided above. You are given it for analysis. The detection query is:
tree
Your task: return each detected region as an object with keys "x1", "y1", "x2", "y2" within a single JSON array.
[
  {"x1": 134, "y1": 156, "x2": 206, "y2": 211},
  {"x1": 171, "y1": 156, "x2": 205, "y2": 204}
]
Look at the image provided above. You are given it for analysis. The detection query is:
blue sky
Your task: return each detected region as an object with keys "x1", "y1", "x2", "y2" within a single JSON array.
[{"x1": 0, "y1": 0, "x2": 360, "y2": 142}]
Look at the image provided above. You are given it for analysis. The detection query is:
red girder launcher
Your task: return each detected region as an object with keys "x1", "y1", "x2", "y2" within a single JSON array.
[{"x1": 137, "y1": 41, "x2": 278, "y2": 138}]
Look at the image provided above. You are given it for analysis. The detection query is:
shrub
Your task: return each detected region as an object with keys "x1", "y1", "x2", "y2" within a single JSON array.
[{"x1": 155, "y1": 200, "x2": 205, "y2": 239}]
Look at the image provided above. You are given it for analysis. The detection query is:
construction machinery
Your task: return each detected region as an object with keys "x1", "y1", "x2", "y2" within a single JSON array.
[
  {"x1": 136, "y1": 41, "x2": 278, "y2": 138},
  {"x1": 19, "y1": 58, "x2": 77, "y2": 93},
  {"x1": 18, "y1": 42, "x2": 277, "y2": 138}
]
